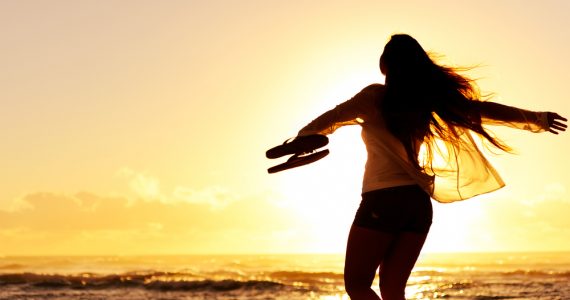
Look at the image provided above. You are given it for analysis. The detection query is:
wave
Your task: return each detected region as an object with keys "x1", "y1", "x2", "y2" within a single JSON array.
[
  {"x1": 0, "y1": 272, "x2": 284, "y2": 291},
  {"x1": 502, "y1": 269, "x2": 570, "y2": 278},
  {"x1": 269, "y1": 271, "x2": 344, "y2": 281},
  {"x1": 413, "y1": 269, "x2": 570, "y2": 278},
  {"x1": 0, "y1": 270, "x2": 342, "y2": 291},
  {"x1": 0, "y1": 264, "x2": 26, "y2": 270},
  {"x1": 1, "y1": 268, "x2": 568, "y2": 292}
]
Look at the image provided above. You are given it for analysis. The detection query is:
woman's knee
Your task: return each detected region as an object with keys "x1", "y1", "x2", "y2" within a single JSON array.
[
  {"x1": 344, "y1": 275, "x2": 375, "y2": 298},
  {"x1": 379, "y1": 280, "x2": 405, "y2": 300},
  {"x1": 344, "y1": 275, "x2": 363, "y2": 293}
]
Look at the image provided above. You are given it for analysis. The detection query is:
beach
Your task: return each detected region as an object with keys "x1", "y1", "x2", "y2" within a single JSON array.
[{"x1": 1, "y1": 252, "x2": 569, "y2": 299}]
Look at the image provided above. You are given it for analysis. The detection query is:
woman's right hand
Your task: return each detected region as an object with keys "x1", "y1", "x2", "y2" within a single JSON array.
[{"x1": 547, "y1": 112, "x2": 568, "y2": 134}]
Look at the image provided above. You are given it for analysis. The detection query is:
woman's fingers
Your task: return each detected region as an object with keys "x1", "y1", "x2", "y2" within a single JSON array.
[
  {"x1": 547, "y1": 112, "x2": 567, "y2": 134},
  {"x1": 548, "y1": 112, "x2": 567, "y2": 122},
  {"x1": 555, "y1": 113, "x2": 568, "y2": 122},
  {"x1": 549, "y1": 125, "x2": 566, "y2": 134}
]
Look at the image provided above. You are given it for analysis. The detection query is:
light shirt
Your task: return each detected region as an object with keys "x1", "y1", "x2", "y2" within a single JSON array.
[{"x1": 298, "y1": 84, "x2": 548, "y2": 203}]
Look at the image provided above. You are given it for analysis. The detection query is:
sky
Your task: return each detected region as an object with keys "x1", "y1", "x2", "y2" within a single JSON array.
[{"x1": 0, "y1": 0, "x2": 569, "y2": 255}]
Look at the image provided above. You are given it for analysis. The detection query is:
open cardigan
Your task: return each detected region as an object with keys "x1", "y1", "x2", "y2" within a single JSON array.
[{"x1": 298, "y1": 84, "x2": 548, "y2": 203}]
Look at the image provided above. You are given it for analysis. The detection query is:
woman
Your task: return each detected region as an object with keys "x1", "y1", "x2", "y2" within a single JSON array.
[{"x1": 297, "y1": 34, "x2": 567, "y2": 300}]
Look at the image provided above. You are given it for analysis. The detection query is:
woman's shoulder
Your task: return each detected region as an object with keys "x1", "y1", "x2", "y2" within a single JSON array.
[
  {"x1": 360, "y1": 83, "x2": 385, "y2": 94},
  {"x1": 353, "y1": 83, "x2": 385, "y2": 106},
  {"x1": 342, "y1": 84, "x2": 384, "y2": 121}
]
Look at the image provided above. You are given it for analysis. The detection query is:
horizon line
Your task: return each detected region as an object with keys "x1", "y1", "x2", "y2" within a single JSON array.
[{"x1": 3, "y1": 249, "x2": 570, "y2": 258}]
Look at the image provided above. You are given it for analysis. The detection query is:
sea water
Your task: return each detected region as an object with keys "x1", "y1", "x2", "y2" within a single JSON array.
[{"x1": 0, "y1": 252, "x2": 569, "y2": 299}]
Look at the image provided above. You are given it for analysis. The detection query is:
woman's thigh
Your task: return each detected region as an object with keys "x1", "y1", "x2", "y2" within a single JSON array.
[
  {"x1": 379, "y1": 231, "x2": 429, "y2": 299},
  {"x1": 344, "y1": 225, "x2": 395, "y2": 287}
]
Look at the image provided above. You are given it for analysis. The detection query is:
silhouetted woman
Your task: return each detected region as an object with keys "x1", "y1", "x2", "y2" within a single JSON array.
[{"x1": 297, "y1": 34, "x2": 567, "y2": 300}]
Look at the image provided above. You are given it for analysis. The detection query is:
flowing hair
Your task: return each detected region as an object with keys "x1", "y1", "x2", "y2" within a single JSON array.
[{"x1": 379, "y1": 34, "x2": 510, "y2": 172}]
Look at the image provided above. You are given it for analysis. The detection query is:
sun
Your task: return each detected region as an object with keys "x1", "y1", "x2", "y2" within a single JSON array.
[
  {"x1": 269, "y1": 52, "x2": 384, "y2": 253},
  {"x1": 275, "y1": 127, "x2": 368, "y2": 253}
]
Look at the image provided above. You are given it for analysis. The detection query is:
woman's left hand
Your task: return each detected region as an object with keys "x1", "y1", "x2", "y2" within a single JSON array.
[{"x1": 547, "y1": 112, "x2": 568, "y2": 134}]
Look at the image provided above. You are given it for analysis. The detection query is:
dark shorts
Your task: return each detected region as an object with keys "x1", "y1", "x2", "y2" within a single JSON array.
[{"x1": 353, "y1": 185, "x2": 432, "y2": 234}]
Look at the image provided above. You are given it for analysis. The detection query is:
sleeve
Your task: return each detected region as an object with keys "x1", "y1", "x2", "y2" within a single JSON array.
[
  {"x1": 297, "y1": 85, "x2": 377, "y2": 136},
  {"x1": 474, "y1": 101, "x2": 549, "y2": 133}
]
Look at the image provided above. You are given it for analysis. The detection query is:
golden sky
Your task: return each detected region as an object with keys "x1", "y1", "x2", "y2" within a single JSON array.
[{"x1": 1, "y1": 0, "x2": 569, "y2": 255}]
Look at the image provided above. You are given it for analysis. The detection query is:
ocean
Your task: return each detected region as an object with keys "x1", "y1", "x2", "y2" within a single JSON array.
[{"x1": 0, "y1": 252, "x2": 569, "y2": 299}]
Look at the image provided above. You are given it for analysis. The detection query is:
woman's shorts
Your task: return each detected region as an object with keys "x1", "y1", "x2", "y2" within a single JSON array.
[{"x1": 353, "y1": 185, "x2": 432, "y2": 234}]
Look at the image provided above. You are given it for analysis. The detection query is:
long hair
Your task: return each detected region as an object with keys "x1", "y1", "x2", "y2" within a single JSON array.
[{"x1": 379, "y1": 34, "x2": 510, "y2": 171}]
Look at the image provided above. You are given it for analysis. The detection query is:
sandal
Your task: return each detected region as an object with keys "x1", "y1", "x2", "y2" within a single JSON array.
[
  {"x1": 266, "y1": 134, "x2": 328, "y2": 159},
  {"x1": 267, "y1": 149, "x2": 330, "y2": 174}
]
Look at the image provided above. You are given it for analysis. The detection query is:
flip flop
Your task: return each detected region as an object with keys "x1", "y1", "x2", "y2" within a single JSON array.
[
  {"x1": 267, "y1": 149, "x2": 330, "y2": 174},
  {"x1": 266, "y1": 134, "x2": 329, "y2": 159}
]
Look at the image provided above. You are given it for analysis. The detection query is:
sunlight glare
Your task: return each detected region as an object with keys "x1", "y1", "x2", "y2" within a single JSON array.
[{"x1": 277, "y1": 128, "x2": 367, "y2": 253}]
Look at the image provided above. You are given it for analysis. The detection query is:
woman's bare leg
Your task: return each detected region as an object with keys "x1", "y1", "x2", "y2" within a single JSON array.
[
  {"x1": 378, "y1": 232, "x2": 428, "y2": 300},
  {"x1": 344, "y1": 225, "x2": 396, "y2": 300}
]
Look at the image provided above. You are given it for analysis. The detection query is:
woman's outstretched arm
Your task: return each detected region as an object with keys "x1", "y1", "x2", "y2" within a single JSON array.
[
  {"x1": 297, "y1": 84, "x2": 381, "y2": 136},
  {"x1": 472, "y1": 101, "x2": 567, "y2": 134}
]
